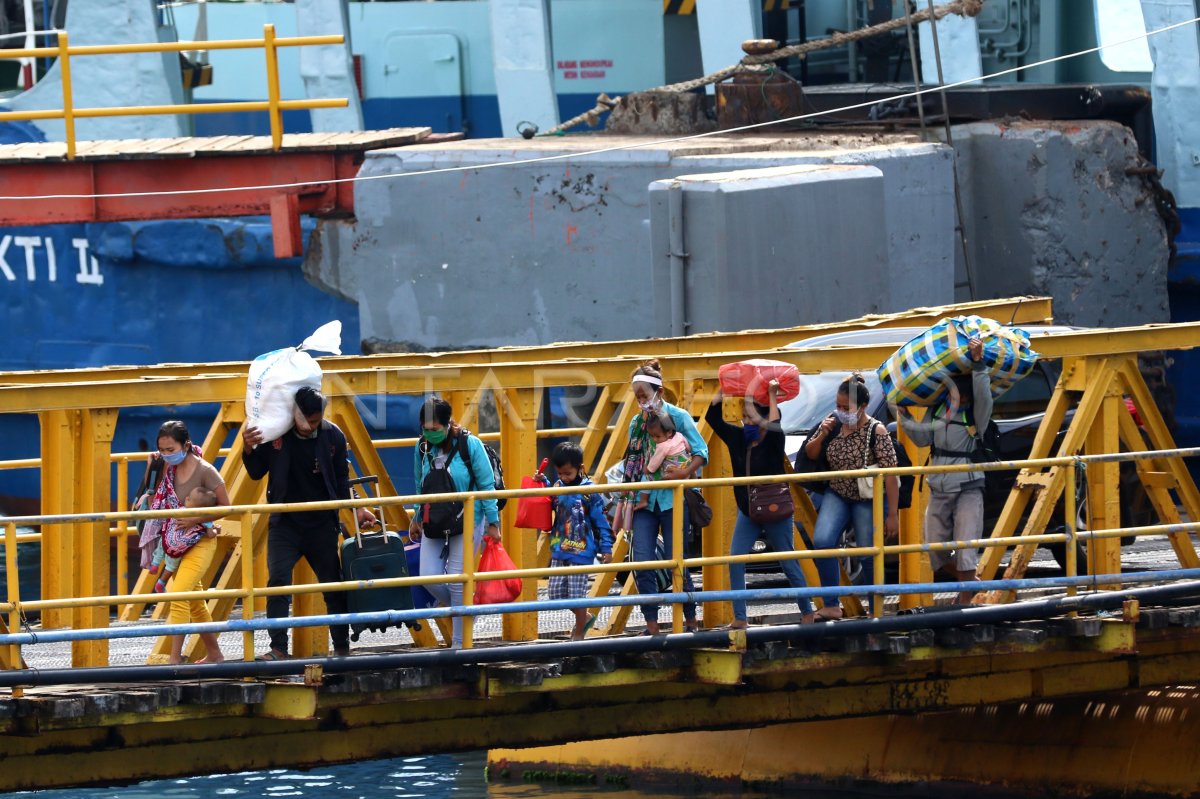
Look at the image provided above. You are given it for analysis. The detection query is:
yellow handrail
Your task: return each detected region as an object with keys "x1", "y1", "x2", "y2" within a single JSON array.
[
  {"x1": 0, "y1": 26, "x2": 347, "y2": 158},
  {"x1": 2, "y1": 445, "x2": 1196, "y2": 667}
]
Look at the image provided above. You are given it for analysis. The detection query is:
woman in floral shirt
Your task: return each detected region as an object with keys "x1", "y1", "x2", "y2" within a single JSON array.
[{"x1": 802, "y1": 374, "x2": 898, "y2": 619}]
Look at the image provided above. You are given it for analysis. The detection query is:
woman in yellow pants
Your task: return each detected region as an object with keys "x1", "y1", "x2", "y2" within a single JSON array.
[{"x1": 144, "y1": 420, "x2": 230, "y2": 665}]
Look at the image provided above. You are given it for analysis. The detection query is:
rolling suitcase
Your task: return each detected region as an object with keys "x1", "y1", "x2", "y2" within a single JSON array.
[{"x1": 340, "y1": 475, "x2": 419, "y2": 641}]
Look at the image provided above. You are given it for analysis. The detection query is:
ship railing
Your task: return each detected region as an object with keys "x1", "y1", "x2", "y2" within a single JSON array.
[
  {"x1": 0, "y1": 24, "x2": 347, "y2": 157},
  {"x1": 0, "y1": 425, "x2": 610, "y2": 597},
  {"x1": 2, "y1": 445, "x2": 1200, "y2": 671}
]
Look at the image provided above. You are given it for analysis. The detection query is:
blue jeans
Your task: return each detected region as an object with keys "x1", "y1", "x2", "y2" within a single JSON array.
[
  {"x1": 729, "y1": 511, "x2": 814, "y2": 621},
  {"x1": 631, "y1": 506, "x2": 697, "y2": 623},
  {"x1": 811, "y1": 490, "x2": 876, "y2": 608}
]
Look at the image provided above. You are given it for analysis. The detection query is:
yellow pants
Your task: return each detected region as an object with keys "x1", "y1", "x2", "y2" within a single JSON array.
[{"x1": 167, "y1": 535, "x2": 217, "y2": 626}]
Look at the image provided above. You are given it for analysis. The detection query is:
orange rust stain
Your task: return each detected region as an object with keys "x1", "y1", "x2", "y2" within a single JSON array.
[
  {"x1": 530, "y1": 195, "x2": 536, "y2": 238},
  {"x1": 566, "y1": 224, "x2": 578, "y2": 245}
]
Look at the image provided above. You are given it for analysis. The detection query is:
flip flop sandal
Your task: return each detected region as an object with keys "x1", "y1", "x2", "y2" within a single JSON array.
[
  {"x1": 255, "y1": 650, "x2": 288, "y2": 662},
  {"x1": 582, "y1": 614, "x2": 598, "y2": 636}
]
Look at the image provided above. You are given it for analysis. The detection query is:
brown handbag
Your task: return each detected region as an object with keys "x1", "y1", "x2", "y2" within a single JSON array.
[{"x1": 746, "y1": 445, "x2": 794, "y2": 524}]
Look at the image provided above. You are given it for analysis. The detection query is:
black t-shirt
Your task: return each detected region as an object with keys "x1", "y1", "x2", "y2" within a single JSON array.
[
  {"x1": 284, "y1": 434, "x2": 336, "y2": 530},
  {"x1": 705, "y1": 401, "x2": 788, "y2": 516}
]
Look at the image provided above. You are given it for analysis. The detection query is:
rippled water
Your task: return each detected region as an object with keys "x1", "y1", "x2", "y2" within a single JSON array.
[{"x1": 15, "y1": 752, "x2": 800, "y2": 799}]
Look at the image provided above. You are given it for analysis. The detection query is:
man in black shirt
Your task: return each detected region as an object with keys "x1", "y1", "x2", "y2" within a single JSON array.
[{"x1": 242, "y1": 386, "x2": 375, "y2": 659}]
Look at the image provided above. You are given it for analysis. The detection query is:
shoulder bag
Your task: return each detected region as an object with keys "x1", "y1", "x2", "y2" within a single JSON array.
[
  {"x1": 856, "y1": 422, "x2": 883, "y2": 499},
  {"x1": 746, "y1": 444, "x2": 794, "y2": 524}
]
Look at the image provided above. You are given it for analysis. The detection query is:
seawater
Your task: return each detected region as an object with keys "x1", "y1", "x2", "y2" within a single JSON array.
[{"x1": 13, "y1": 752, "x2": 807, "y2": 798}]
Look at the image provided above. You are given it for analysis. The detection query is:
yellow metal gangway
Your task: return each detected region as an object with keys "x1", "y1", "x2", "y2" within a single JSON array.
[{"x1": 3, "y1": 297, "x2": 1200, "y2": 670}]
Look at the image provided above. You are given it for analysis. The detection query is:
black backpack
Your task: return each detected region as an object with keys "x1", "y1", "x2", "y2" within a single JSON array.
[
  {"x1": 419, "y1": 442, "x2": 465, "y2": 539},
  {"x1": 457, "y1": 431, "x2": 507, "y2": 510}
]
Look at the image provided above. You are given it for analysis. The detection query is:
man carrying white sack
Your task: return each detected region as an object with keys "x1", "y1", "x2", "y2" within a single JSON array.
[
  {"x1": 242, "y1": 386, "x2": 376, "y2": 660},
  {"x1": 893, "y1": 337, "x2": 992, "y2": 604}
]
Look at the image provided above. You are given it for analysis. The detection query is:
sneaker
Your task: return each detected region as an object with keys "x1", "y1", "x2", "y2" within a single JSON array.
[{"x1": 153, "y1": 580, "x2": 167, "y2": 593}]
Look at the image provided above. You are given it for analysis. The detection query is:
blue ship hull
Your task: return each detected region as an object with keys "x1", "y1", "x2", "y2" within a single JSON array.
[{"x1": 0, "y1": 212, "x2": 424, "y2": 514}]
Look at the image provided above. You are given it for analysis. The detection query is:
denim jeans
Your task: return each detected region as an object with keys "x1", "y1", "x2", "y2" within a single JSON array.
[
  {"x1": 631, "y1": 506, "x2": 697, "y2": 623},
  {"x1": 810, "y1": 490, "x2": 876, "y2": 608},
  {"x1": 729, "y1": 511, "x2": 814, "y2": 621}
]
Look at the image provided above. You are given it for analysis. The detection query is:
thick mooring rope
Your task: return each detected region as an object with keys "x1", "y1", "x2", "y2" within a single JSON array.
[{"x1": 539, "y1": 0, "x2": 984, "y2": 137}]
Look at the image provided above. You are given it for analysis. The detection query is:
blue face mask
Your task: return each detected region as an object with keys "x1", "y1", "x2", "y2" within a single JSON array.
[
  {"x1": 162, "y1": 449, "x2": 187, "y2": 467},
  {"x1": 743, "y1": 424, "x2": 760, "y2": 443}
]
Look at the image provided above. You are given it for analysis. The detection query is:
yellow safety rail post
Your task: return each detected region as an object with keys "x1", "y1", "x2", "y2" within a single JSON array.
[
  {"x1": 57, "y1": 31, "x2": 75, "y2": 159},
  {"x1": 463, "y1": 499, "x2": 476, "y2": 649},
  {"x1": 115, "y1": 455, "x2": 130, "y2": 599},
  {"x1": 4, "y1": 521, "x2": 21, "y2": 684},
  {"x1": 240, "y1": 511, "x2": 255, "y2": 662},
  {"x1": 1065, "y1": 461, "x2": 1078, "y2": 592},
  {"x1": 262, "y1": 24, "x2": 283, "y2": 151},
  {"x1": 872, "y1": 473, "x2": 885, "y2": 618},
  {"x1": 896, "y1": 421, "x2": 931, "y2": 610},
  {"x1": 672, "y1": 483, "x2": 684, "y2": 633},
  {"x1": 498, "y1": 387, "x2": 542, "y2": 642}
]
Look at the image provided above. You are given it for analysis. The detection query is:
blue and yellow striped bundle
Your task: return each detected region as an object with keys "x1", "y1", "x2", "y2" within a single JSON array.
[{"x1": 877, "y1": 316, "x2": 1040, "y2": 407}]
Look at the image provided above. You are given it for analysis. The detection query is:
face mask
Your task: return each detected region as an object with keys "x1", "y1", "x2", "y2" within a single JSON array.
[
  {"x1": 162, "y1": 449, "x2": 187, "y2": 467},
  {"x1": 742, "y1": 424, "x2": 760, "y2": 443},
  {"x1": 639, "y1": 396, "x2": 661, "y2": 414},
  {"x1": 422, "y1": 428, "x2": 448, "y2": 445},
  {"x1": 835, "y1": 409, "x2": 860, "y2": 426}
]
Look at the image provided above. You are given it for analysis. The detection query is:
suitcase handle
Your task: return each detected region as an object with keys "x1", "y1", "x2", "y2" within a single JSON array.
[{"x1": 349, "y1": 475, "x2": 387, "y2": 550}]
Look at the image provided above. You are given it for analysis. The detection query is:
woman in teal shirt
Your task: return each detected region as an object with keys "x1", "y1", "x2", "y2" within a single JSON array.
[
  {"x1": 621, "y1": 359, "x2": 708, "y2": 634},
  {"x1": 408, "y1": 397, "x2": 500, "y2": 648}
]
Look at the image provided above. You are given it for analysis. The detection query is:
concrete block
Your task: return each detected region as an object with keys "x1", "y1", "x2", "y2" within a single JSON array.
[
  {"x1": 950, "y1": 121, "x2": 1168, "y2": 326},
  {"x1": 310, "y1": 134, "x2": 956, "y2": 350},
  {"x1": 648, "y1": 164, "x2": 888, "y2": 331}
]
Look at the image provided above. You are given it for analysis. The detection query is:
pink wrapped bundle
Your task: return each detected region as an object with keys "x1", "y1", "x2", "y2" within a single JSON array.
[{"x1": 718, "y1": 359, "x2": 801, "y2": 405}]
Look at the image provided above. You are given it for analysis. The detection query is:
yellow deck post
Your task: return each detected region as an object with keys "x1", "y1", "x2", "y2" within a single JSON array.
[
  {"x1": 4, "y1": 521, "x2": 21, "y2": 674},
  {"x1": 701, "y1": 402, "x2": 734, "y2": 628},
  {"x1": 115, "y1": 457, "x2": 130, "y2": 599},
  {"x1": 57, "y1": 31, "x2": 75, "y2": 159},
  {"x1": 38, "y1": 410, "x2": 77, "y2": 630},
  {"x1": 240, "y1": 510, "x2": 255, "y2": 661},
  {"x1": 499, "y1": 387, "x2": 542, "y2": 641},
  {"x1": 73, "y1": 408, "x2": 116, "y2": 667},
  {"x1": 1086, "y1": 386, "x2": 1123, "y2": 581},
  {"x1": 462, "y1": 499, "x2": 476, "y2": 648},
  {"x1": 896, "y1": 421, "x2": 932, "y2": 609},
  {"x1": 262, "y1": 24, "x2": 284, "y2": 150}
]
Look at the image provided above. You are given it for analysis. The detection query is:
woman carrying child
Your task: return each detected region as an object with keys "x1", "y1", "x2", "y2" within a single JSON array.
[
  {"x1": 547, "y1": 442, "x2": 614, "y2": 640},
  {"x1": 621, "y1": 359, "x2": 708, "y2": 635},
  {"x1": 148, "y1": 485, "x2": 220, "y2": 593},
  {"x1": 635, "y1": 411, "x2": 691, "y2": 510},
  {"x1": 143, "y1": 420, "x2": 230, "y2": 665},
  {"x1": 706, "y1": 379, "x2": 815, "y2": 628}
]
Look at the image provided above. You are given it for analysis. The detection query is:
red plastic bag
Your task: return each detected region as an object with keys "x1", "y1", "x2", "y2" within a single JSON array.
[
  {"x1": 474, "y1": 537, "x2": 522, "y2": 604},
  {"x1": 514, "y1": 475, "x2": 553, "y2": 530},
  {"x1": 718, "y1": 359, "x2": 801, "y2": 405}
]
